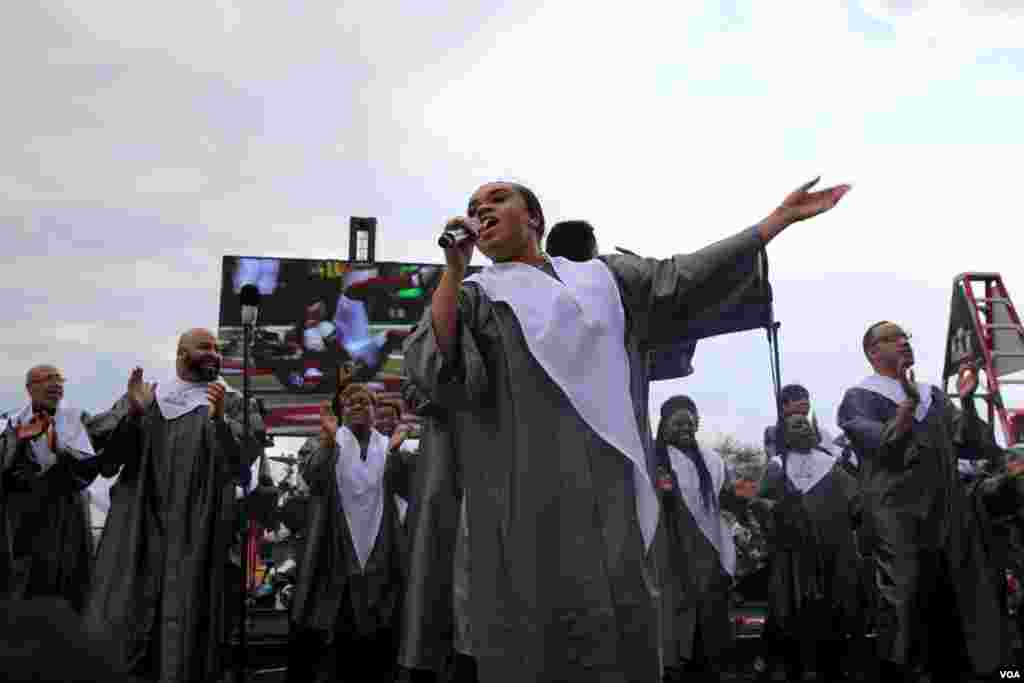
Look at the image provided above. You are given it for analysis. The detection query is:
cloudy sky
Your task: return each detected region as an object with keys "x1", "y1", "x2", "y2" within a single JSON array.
[{"x1": 3, "y1": 0, "x2": 1023, "y2": 467}]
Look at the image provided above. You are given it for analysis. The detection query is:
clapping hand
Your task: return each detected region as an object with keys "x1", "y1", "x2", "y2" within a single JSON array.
[
  {"x1": 957, "y1": 359, "x2": 979, "y2": 399},
  {"x1": 127, "y1": 367, "x2": 157, "y2": 417},
  {"x1": 389, "y1": 424, "x2": 411, "y2": 452},
  {"x1": 207, "y1": 382, "x2": 226, "y2": 421},
  {"x1": 320, "y1": 401, "x2": 338, "y2": 449},
  {"x1": 897, "y1": 357, "x2": 920, "y2": 406},
  {"x1": 16, "y1": 413, "x2": 50, "y2": 442}
]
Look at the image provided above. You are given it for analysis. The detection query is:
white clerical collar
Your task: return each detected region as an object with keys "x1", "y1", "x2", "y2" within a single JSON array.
[
  {"x1": 466, "y1": 256, "x2": 658, "y2": 551},
  {"x1": 772, "y1": 448, "x2": 835, "y2": 494},
  {"x1": 858, "y1": 373, "x2": 932, "y2": 422},
  {"x1": 334, "y1": 426, "x2": 389, "y2": 571},
  {"x1": 155, "y1": 374, "x2": 235, "y2": 421},
  {"x1": 12, "y1": 402, "x2": 96, "y2": 471}
]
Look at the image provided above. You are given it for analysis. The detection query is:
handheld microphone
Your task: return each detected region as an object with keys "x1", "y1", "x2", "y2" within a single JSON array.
[{"x1": 438, "y1": 218, "x2": 480, "y2": 249}]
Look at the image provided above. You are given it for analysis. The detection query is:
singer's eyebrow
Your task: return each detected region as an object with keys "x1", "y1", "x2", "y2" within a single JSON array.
[{"x1": 467, "y1": 188, "x2": 505, "y2": 215}]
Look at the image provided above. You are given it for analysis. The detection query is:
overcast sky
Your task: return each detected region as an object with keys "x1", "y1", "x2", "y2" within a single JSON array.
[{"x1": 3, "y1": 1, "x2": 1023, "y2": 467}]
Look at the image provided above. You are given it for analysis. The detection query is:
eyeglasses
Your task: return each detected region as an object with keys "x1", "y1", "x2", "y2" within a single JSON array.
[
  {"x1": 873, "y1": 331, "x2": 912, "y2": 346},
  {"x1": 29, "y1": 374, "x2": 65, "y2": 385}
]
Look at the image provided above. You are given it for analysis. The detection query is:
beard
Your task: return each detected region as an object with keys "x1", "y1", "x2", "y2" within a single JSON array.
[{"x1": 187, "y1": 353, "x2": 221, "y2": 382}]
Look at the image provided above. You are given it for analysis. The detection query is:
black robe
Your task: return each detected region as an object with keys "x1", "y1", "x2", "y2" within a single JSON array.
[
  {"x1": 838, "y1": 384, "x2": 1007, "y2": 673},
  {"x1": 0, "y1": 413, "x2": 99, "y2": 611},
  {"x1": 657, "y1": 448, "x2": 735, "y2": 668},
  {"x1": 83, "y1": 393, "x2": 263, "y2": 683},
  {"x1": 757, "y1": 453, "x2": 862, "y2": 644},
  {"x1": 403, "y1": 227, "x2": 766, "y2": 683},
  {"x1": 289, "y1": 435, "x2": 412, "y2": 676}
]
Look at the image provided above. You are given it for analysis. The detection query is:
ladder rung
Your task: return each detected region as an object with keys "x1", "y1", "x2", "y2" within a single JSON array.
[
  {"x1": 976, "y1": 297, "x2": 1012, "y2": 304},
  {"x1": 992, "y1": 352, "x2": 1024, "y2": 358},
  {"x1": 996, "y1": 379, "x2": 1024, "y2": 385},
  {"x1": 982, "y1": 324, "x2": 1021, "y2": 330}
]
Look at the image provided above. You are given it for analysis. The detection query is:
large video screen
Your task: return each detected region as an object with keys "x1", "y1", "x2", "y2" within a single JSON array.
[{"x1": 218, "y1": 256, "x2": 481, "y2": 436}]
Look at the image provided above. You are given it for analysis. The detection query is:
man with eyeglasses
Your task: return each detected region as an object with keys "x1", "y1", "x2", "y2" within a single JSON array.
[
  {"x1": 838, "y1": 321, "x2": 1008, "y2": 682},
  {"x1": 0, "y1": 365, "x2": 100, "y2": 611}
]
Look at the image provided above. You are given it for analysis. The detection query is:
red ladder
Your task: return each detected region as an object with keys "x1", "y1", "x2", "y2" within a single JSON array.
[{"x1": 944, "y1": 273, "x2": 1024, "y2": 445}]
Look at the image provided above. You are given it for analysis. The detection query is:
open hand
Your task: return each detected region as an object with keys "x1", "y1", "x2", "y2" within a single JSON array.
[
  {"x1": 127, "y1": 367, "x2": 157, "y2": 417},
  {"x1": 389, "y1": 424, "x2": 411, "y2": 452},
  {"x1": 760, "y1": 177, "x2": 851, "y2": 240},
  {"x1": 319, "y1": 401, "x2": 338, "y2": 448},
  {"x1": 957, "y1": 359, "x2": 979, "y2": 399},
  {"x1": 207, "y1": 382, "x2": 226, "y2": 421},
  {"x1": 16, "y1": 413, "x2": 50, "y2": 442}
]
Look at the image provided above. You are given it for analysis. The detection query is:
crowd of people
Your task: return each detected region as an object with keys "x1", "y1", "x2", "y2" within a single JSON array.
[{"x1": 3, "y1": 178, "x2": 1024, "y2": 683}]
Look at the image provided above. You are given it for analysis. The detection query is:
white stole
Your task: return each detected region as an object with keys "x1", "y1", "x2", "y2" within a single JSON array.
[
  {"x1": 334, "y1": 426, "x2": 389, "y2": 571},
  {"x1": 155, "y1": 375, "x2": 236, "y2": 421},
  {"x1": 858, "y1": 374, "x2": 933, "y2": 423},
  {"x1": 465, "y1": 256, "x2": 658, "y2": 550},
  {"x1": 11, "y1": 404, "x2": 96, "y2": 472},
  {"x1": 666, "y1": 445, "x2": 736, "y2": 577},
  {"x1": 771, "y1": 449, "x2": 835, "y2": 494}
]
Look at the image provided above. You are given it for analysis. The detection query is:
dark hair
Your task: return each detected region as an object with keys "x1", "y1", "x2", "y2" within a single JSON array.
[
  {"x1": 780, "y1": 384, "x2": 810, "y2": 404},
  {"x1": 470, "y1": 182, "x2": 546, "y2": 240},
  {"x1": 546, "y1": 220, "x2": 598, "y2": 262},
  {"x1": 660, "y1": 395, "x2": 698, "y2": 421},
  {"x1": 656, "y1": 399, "x2": 714, "y2": 510},
  {"x1": 863, "y1": 320, "x2": 891, "y2": 359}
]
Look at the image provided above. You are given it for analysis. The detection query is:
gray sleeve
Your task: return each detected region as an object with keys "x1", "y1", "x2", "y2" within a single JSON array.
[
  {"x1": 837, "y1": 388, "x2": 892, "y2": 455},
  {"x1": 84, "y1": 395, "x2": 134, "y2": 456},
  {"x1": 299, "y1": 440, "x2": 336, "y2": 497},
  {"x1": 402, "y1": 284, "x2": 490, "y2": 410},
  {"x1": 601, "y1": 226, "x2": 764, "y2": 345}
]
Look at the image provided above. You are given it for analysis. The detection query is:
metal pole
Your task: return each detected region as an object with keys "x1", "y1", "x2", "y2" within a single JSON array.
[{"x1": 237, "y1": 322, "x2": 250, "y2": 683}]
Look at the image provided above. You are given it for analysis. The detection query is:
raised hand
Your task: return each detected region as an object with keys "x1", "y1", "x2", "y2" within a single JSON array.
[
  {"x1": 441, "y1": 216, "x2": 478, "y2": 273},
  {"x1": 957, "y1": 359, "x2": 979, "y2": 399},
  {"x1": 897, "y1": 358, "x2": 920, "y2": 405},
  {"x1": 16, "y1": 413, "x2": 50, "y2": 442},
  {"x1": 207, "y1": 382, "x2": 226, "y2": 421},
  {"x1": 760, "y1": 177, "x2": 851, "y2": 241},
  {"x1": 389, "y1": 423, "x2": 411, "y2": 452},
  {"x1": 319, "y1": 401, "x2": 338, "y2": 449},
  {"x1": 127, "y1": 367, "x2": 157, "y2": 417}
]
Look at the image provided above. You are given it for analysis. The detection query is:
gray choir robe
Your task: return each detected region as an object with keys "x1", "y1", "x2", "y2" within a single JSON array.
[
  {"x1": 398, "y1": 414, "x2": 467, "y2": 673},
  {"x1": 0, "y1": 412, "x2": 99, "y2": 611},
  {"x1": 83, "y1": 392, "x2": 263, "y2": 683},
  {"x1": 837, "y1": 385, "x2": 1007, "y2": 674},
  {"x1": 289, "y1": 437, "x2": 412, "y2": 645},
  {"x1": 402, "y1": 226, "x2": 765, "y2": 683}
]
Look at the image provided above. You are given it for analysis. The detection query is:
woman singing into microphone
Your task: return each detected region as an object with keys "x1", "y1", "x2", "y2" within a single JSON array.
[{"x1": 400, "y1": 178, "x2": 849, "y2": 683}]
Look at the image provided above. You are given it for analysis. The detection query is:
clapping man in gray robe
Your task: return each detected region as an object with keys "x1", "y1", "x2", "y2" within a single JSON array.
[
  {"x1": 838, "y1": 321, "x2": 1008, "y2": 682},
  {"x1": 0, "y1": 364, "x2": 99, "y2": 612},
  {"x1": 84, "y1": 328, "x2": 263, "y2": 683},
  {"x1": 403, "y1": 177, "x2": 849, "y2": 683}
]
